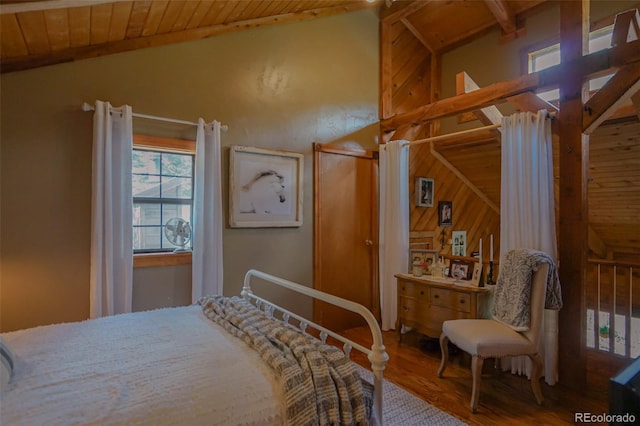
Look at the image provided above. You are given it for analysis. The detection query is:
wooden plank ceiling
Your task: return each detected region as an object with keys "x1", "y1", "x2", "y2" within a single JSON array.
[
  {"x1": 0, "y1": 0, "x2": 377, "y2": 73},
  {"x1": 0, "y1": 0, "x2": 555, "y2": 74}
]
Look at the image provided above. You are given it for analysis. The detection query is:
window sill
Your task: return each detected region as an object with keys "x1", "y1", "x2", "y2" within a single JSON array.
[{"x1": 133, "y1": 252, "x2": 192, "y2": 268}]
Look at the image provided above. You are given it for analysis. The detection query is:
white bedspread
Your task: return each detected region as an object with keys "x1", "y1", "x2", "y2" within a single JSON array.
[{"x1": 1, "y1": 305, "x2": 286, "y2": 425}]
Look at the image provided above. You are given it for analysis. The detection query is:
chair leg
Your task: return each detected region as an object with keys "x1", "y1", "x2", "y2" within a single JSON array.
[
  {"x1": 528, "y1": 353, "x2": 544, "y2": 405},
  {"x1": 437, "y1": 333, "x2": 449, "y2": 378},
  {"x1": 470, "y1": 356, "x2": 484, "y2": 413}
]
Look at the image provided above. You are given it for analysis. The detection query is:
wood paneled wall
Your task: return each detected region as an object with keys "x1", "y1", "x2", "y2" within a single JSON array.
[
  {"x1": 382, "y1": 10, "x2": 500, "y2": 263},
  {"x1": 409, "y1": 142, "x2": 501, "y2": 261}
]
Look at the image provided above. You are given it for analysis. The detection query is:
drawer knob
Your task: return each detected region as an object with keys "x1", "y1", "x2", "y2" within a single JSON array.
[
  {"x1": 403, "y1": 306, "x2": 409, "y2": 312},
  {"x1": 434, "y1": 294, "x2": 439, "y2": 299},
  {"x1": 459, "y1": 299, "x2": 465, "y2": 304},
  {"x1": 420, "y1": 291, "x2": 424, "y2": 295}
]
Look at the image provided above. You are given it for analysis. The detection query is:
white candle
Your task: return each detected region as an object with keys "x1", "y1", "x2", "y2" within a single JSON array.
[
  {"x1": 490, "y1": 234, "x2": 494, "y2": 260},
  {"x1": 479, "y1": 238, "x2": 482, "y2": 264}
]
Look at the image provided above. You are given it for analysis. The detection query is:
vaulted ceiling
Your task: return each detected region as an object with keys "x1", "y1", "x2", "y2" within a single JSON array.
[{"x1": 0, "y1": 0, "x2": 548, "y2": 73}]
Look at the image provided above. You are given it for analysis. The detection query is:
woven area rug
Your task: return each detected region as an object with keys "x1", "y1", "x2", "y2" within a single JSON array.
[{"x1": 357, "y1": 366, "x2": 468, "y2": 426}]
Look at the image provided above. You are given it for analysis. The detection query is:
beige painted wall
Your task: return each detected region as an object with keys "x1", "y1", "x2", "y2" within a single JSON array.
[{"x1": 0, "y1": 10, "x2": 379, "y2": 332}]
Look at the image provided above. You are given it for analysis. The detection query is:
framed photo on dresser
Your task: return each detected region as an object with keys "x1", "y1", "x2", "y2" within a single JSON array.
[{"x1": 409, "y1": 249, "x2": 439, "y2": 274}]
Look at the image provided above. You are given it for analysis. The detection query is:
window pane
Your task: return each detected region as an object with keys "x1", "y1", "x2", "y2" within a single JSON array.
[
  {"x1": 133, "y1": 203, "x2": 161, "y2": 226},
  {"x1": 133, "y1": 226, "x2": 162, "y2": 250},
  {"x1": 537, "y1": 89, "x2": 559, "y2": 102},
  {"x1": 162, "y1": 204, "x2": 191, "y2": 223},
  {"x1": 589, "y1": 73, "x2": 613, "y2": 91},
  {"x1": 162, "y1": 205, "x2": 192, "y2": 250},
  {"x1": 161, "y1": 176, "x2": 192, "y2": 199},
  {"x1": 132, "y1": 139, "x2": 195, "y2": 252},
  {"x1": 162, "y1": 153, "x2": 192, "y2": 177},
  {"x1": 133, "y1": 175, "x2": 160, "y2": 197},
  {"x1": 532, "y1": 48, "x2": 559, "y2": 72},
  {"x1": 133, "y1": 150, "x2": 160, "y2": 174},
  {"x1": 589, "y1": 27, "x2": 612, "y2": 53}
]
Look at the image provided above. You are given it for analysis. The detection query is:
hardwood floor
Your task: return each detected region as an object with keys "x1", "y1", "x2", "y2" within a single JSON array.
[{"x1": 340, "y1": 327, "x2": 610, "y2": 426}]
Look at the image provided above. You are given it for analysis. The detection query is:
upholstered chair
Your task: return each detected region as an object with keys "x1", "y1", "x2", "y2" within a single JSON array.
[{"x1": 437, "y1": 262, "x2": 550, "y2": 412}]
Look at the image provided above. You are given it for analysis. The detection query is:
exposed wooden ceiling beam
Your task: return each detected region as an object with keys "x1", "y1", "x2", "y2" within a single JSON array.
[
  {"x1": 401, "y1": 17, "x2": 435, "y2": 52},
  {"x1": 583, "y1": 62, "x2": 640, "y2": 134},
  {"x1": 0, "y1": 1, "x2": 375, "y2": 73},
  {"x1": 506, "y1": 92, "x2": 559, "y2": 114},
  {"x1": 381, "y1": 0, "x2": 428, "y2": 23},
  {"x1": 483, "y1": 0, "x2": 517, "y2": 36},
  {"x1": 381, "y1": 39, "x2": 640, "y2": 131},
  {"x1": 456, "y1": 71, "x2": 503, "y2": 131},
  {"x1": 611, "y1": 8, "x2": 639, "y2": 46}
]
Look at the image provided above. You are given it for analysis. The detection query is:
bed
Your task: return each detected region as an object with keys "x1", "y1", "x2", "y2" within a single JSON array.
[{"x1": 0, "y1": 269, "x2": 389, "y2": 425}]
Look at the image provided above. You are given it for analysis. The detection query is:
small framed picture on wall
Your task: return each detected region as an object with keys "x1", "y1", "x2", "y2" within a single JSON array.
[
  {"x1": 415, "y1": 177, "x2": 434, "y2": 207},
  {"x1": 438, "y1": 201, "x2": 453, "y2": 226},
  {"x1": 452, "y1": 230, "x2": 467, "y2": 256}
]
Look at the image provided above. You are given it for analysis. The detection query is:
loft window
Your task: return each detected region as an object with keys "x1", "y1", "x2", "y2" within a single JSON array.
[
  {"x1": 528, "y1": 25, "x2": 614, "y2": 102},
  {"x1": 132, "y1": 135, "x2": 195, "y2": 253}
]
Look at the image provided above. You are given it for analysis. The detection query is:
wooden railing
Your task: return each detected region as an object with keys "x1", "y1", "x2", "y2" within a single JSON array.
[{"x1": 586, "y1": 259, "x2": 639, "y2": 359}]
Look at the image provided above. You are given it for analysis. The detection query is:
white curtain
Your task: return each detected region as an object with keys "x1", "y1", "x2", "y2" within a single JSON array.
[
  {"x1": 379, "y1": 140, "x2": 410, "y2": 331},
  {"x1": 192, "y1": 119, "x2": 224, "y2": 300},
  {"x1": 90, "y1": 101, "x2": 134, "y2": 318},
  {"x1": 500, "y1": 109, "x2": 559, "y2": 385}
]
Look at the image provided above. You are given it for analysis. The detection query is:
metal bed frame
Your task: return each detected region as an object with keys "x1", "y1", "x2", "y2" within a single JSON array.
[{"x1": 241, "y1": 269, "x2": 389, "y2": 424}]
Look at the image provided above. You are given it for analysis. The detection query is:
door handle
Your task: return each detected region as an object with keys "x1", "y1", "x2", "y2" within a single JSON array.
[{"x1": 365, "y1": 239, "x2": 373, "y2": 246}]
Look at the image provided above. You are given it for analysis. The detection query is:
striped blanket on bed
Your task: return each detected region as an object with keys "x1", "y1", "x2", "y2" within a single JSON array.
[{"x1": 198, "y1": 296, "x2": 370, "y2": 426}]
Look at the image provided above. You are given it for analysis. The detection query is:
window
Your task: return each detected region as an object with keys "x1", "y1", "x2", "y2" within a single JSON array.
[
  {"x1": 132, "y1": 135, "x2": 195, "y2": 253},
  {"x1": 528, "y1": 25, "x2": 614, "y2": 102}
]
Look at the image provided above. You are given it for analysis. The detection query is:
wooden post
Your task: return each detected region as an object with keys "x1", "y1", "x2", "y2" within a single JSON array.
[{"x1": 558, "y1": 0, "x2": 589, "y2": 388}]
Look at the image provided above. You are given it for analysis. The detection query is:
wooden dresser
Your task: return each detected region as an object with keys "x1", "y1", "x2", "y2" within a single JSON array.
[{"x1": 395, "y1": 273, "x2": 492, "y2": 340}]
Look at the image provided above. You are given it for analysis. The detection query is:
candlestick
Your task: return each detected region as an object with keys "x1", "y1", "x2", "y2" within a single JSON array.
[{"x1": 490, "y1": 234, "x2": 494, "y2": 260}]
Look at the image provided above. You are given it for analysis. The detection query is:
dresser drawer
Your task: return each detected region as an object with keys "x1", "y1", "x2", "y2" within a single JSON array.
[
  {"x1": 398, "y1": 297, "x2": 424, "y2": 322},
  {"x1": 398, "y1": 280, "x2": 428, "y2": 300},
  {"x1": 426, "y1": 305, "x2": 473, "y2": 331},
  {"x1": 430, "y1": 288, "x2": 471, "y2": 313}
]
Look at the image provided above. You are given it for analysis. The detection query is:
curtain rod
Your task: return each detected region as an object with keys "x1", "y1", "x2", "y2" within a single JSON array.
[
  {"x1": 81, "y1": 102, "x2": 228, "y2": 132},
  {"x1": 405, "y1": 123, "x2": 501, "y2": 147},
  {"x1": 403, "y1": 111, "x2": 555, "y2": 147}
]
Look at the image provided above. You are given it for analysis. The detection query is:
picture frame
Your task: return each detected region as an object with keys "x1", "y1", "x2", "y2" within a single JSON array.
[
  {"x1": 452, "y1": 230, "x2": 467, "y2": 256},
  {"x1": 470, "y1": 262, "x2": 483, "y2": 287},
  {"x1": 438, "y1": 201, "x2": 453, "y2": 226},
  {"x1": 409, "y1": 249, "x2": 439, "y2": 274},
  {"x1": 229, "y1": 145, "x2": 303, "y2": 228},
  {"x1": 448, "y1": 258, "x2": 475, "y2": 280},
  {"x1": 415, "y1": 177, "x2": 434, "y2": 207}
]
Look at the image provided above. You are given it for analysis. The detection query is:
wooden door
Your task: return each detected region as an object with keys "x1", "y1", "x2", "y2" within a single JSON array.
[{"x1": 313, "y1": 143, "x2": 379, "y2": 331}]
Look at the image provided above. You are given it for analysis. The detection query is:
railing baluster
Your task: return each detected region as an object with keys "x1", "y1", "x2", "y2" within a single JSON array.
[
  {"x1": 596, "y1": 264, "x2": 601, "y2": 351},
  {"x1": 612, "y1": 265, "x2": 617, "y2": 354},
  {"x1": 626, "y1": 266, "x2": 632, "y2": 357}
]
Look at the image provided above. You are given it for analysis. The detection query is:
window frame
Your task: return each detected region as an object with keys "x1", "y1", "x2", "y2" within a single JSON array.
[
  {"x1": 520, "y1": 19, "x2": 616, "y2": 103},
  {"x1": 132, "y1": 134, "x2": 196, "y2": 268}
]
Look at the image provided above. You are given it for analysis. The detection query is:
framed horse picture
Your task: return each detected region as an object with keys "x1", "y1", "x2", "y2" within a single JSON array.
[{"x1": 229, "y1": 145, "x2": 303, "y2": 228}]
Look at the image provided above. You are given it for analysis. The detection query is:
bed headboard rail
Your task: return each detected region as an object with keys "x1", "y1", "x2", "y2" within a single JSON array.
[{"x1": 242, "y1": 269, "x2": 388, "y2": 424}]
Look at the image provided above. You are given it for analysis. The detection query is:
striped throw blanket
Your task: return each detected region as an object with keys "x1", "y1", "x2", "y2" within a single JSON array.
[{"x1": 199, "y1": 296, "x2": 370, "y2": 426}]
